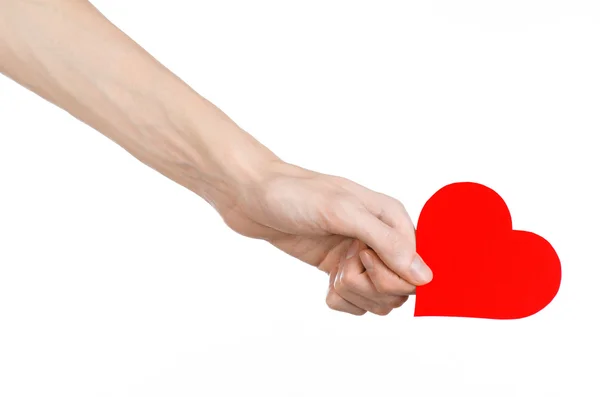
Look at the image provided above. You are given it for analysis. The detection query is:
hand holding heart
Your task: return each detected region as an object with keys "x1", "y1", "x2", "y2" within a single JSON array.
[
  {"x1": 218, "y1": 160, "x2": 559, "y2": 318},
  {"x1": 326, "y1": 239, "x2": 428, "y2": 316},
  {"x1": 218, "y1": 162, "x2": 434, "y2": 316},
  {"x1": 328, "y1": 182, "x2": 561, "y2": 319}
]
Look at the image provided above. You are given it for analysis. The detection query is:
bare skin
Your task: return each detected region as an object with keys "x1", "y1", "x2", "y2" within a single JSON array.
[{"x1": 0, "y1": 0, "x2": 433, "y2": 316}]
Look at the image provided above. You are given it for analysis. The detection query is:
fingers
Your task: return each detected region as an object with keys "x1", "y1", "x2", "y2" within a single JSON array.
[
  {"x1": 340, "y1": 241, "x2": 409, "y2": 302},
  {"x1": 331, "y1": 196, "x2": 433, "y2": 286},
  {"x1": 360, "y1": 249, "x2": 416, "y2": 295},
  {"x1": 327, "y1": 240, "x2": 410, "y2": 316},
  {"x1": 326, "y1": 264, "x2": 366, "y2": 316},
  {"x1": 325, "y1": 289, "x2": 367, "y2": 316}
]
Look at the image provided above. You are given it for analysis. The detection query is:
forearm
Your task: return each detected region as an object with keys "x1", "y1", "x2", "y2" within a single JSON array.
[{"x1": 0, "y1": 0, "x2": 277, "y2": 206}]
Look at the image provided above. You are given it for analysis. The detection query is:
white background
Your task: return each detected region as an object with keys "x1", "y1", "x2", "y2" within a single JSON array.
[{"x1": 1, "y1": 1, "x2": 599, "y2": 396}]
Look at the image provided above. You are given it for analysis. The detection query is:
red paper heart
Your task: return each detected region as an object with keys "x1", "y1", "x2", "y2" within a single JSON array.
[{"x1": 414, "y1": 182, "x2": 561, "y2": 319}]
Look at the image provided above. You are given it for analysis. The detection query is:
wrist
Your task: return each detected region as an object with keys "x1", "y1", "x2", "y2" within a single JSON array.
[
  {"x1": 184, "y1": 112, "x2": 280, "y2": 211},
  {"x1": 204, "y1": 136, "x2": 280, "y2": 208}
]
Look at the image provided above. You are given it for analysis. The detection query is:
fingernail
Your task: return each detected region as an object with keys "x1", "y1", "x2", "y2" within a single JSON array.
[
  {"x1": 409, "y1": 254, "x2": 433, "y2": 284},
  {"x1": 360, "y1": 251, "x2": 373, "y2": 269},
  {"x1": 346, "y1": 240, "x2": 359, "y2": 259}
]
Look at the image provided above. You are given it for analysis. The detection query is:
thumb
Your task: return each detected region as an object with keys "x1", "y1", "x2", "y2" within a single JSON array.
[{"x1": 337, "y1": 206, "x2": 433, "y2": 286}]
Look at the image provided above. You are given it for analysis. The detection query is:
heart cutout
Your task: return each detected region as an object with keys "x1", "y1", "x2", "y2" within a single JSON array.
[{"x1": 414, "y1": 182, "x2": 561, "y2": 319}]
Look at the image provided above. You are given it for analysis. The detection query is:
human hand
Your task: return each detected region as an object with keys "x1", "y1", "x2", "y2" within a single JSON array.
[
  {"x1": 0, "y1": 0, "x2": 430, "y2": 316},
  {"x1": 215, "y1": 161, "x2": 433, "y2": 315},
  {"x1": 0, "y1": 0, "x2": 431, "y2": 315},
  {"x1": 325, "y1": 239, "x2": 412, "y2": 316}
]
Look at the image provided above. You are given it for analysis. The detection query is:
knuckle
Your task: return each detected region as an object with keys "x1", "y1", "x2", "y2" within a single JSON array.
[
  {"x1": 339, "y1": 272, "x2": 360, "y2": 291},
  {"x1": 396, "y1": 200, "x2": 407, "y2": 212},
  {"x1": 381, "y1": 193, "x2": 407, "y2": 212},
  {"x1": 391, "y1": 296, "x2": 408, "y2": 308},
  {"x1": 325, "y1": 291, "x2": 340, "y2": 310},
  {"x1": 332, "y1": 176, "x2": 352, "y2": 187}
]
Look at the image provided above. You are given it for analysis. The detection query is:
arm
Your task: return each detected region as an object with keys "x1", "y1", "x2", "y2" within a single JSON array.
[
  {"x1": 0, "y1": 0, "x2": 432, "y2": 316},
  {"x1": 0, "y1": 0, "x2": 275, "y2": 208}
]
